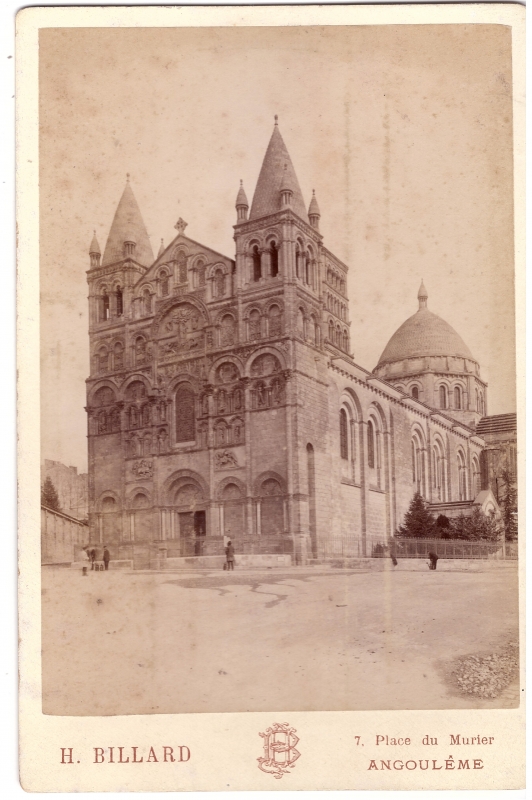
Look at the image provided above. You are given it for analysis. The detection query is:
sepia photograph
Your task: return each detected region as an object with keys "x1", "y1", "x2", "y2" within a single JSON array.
[{"x1": 37, "y1": 21, "x2": 520, "y2": 723}]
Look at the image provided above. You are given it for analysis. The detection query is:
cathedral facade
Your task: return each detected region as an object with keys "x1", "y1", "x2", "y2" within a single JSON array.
[{"x1": 85, "y1": 121, "x2": 489, "y2": 564}]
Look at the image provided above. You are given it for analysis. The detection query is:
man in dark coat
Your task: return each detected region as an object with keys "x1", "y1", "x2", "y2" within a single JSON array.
[
  {"x1": 103, "y1": 546, "x2": 110, "y2": 571},
  {"x1": 89, "y1": 547, "x2": 96, "y2": 570},
  {"x1": 428, "y1": 551, "x2": 439, "y2": 570},
  {"x1": 225, "y1": 540, "x2": 235, "y2": 571}
]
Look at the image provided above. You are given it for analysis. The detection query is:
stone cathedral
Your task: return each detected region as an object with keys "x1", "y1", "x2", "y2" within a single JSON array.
[{"x1": 85, "y1": 120, "x2": 497, "y2": 566}]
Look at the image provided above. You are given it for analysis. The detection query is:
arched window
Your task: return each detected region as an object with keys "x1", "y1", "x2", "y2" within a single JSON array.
[
  {"x1": 160, "y1": 272, "x2": 169, "y2": 297},
  {"x1": 268, "y1": 305, "x2": 282, "y2": 337},
  {"x1": 412, "y1": 434, "x2": 425, "y2": 495},
  {"x1": 249, "y1": 309, "x2": 261, "y2": 341},
  {"x1": 220, "y1": 314, "x2": 236, "y2": 346},
  {"x1": 175, "y1": 384, "x2": 196, "y2": 443},
  {"x1": 454, "y1": 387, "x2": 461, "y2": 409},
  {"x1": 305, "y1": 254, "x2": 310, "y2": 285},
  {"x1": 101, "y1": 292, "x2": 110, "y2": 321},
  {"x1": 367, "y1": 420, "x2": 375, "y2": 468},
  {"x1": 471, "y1": 457, "x2": 481, "y2": 497},
  {"x1": 252, "y1": 246, "x2": 261, "y2": 282},
  {"x1": 475, "y1": 388, "x2": 479, "y2": 412},
  {"x1": 439, "y1": 385, "x2": 447, "y2": 409},
  {"x1": 328, "y1": 319, "x2": 334, "y2": 342},
  {"x1": 135, "y1": 336, "x2": 146, "y2": 365},
  {"x1": 116, "y1": 286, "x2": 123, "y2": 316},
  {"x1": 432, "y1": 443, "x2": 446, "y2": 502},
  {"x1": 295, "y1": 247, "x2": 301, "y2": 279},
  {"x1": 113, "y1": 341, "x2": 124, "y2": 371},
  {"x1": 336, "y1": 325, "x2": 341, "y2": 347},
  {"x1": 142, "y1": 288, "x2": 152, "y2": 316},
  {"x1": 340, "y1": 409, "x2": 348, "y2": 460},
  {"x1": 177, "y1": 251, "x2": 187, "y2": 283},
  {"x1": 343, "y1": 330, "x2": 349, "y2": 352},
  {"x1": 214, "y1": 269, "x2": 225, "y2": 298},
  {"x1": 270, "y1": 242, "x2": 279, "y2": 277},
  {"x1": 197, "y1": 260, "x2": 206, "y2": 287},
  {"x1": 457, "y1": 451, "x2": 467, "y2": 501},
  {"x1": 232, "y1": 418, "x2": 244, "y2": 444},
  {"x1": 411, "y1": 386, "x2": 419, "y2": 400},
  {"x1": 142, "y1": 404, "x2": 151, "y2": 426},
  {"x1": 480, "y1": 392, "x2": 485, "y2": 415},
  {"x1": 97, "y1": 347, "x2": 108, "y2": 372},
  {"x1": 297, "y1": 308, "x2": 305, "y2": 338}
]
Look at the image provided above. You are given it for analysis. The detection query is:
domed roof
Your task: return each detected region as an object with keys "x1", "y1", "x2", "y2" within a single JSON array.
[{"x1": 376, "y1": 283, "x2": 475, "y2": 367}]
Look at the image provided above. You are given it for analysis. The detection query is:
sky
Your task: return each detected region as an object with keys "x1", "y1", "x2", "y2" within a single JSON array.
[{"x1": 39, "y1": 24, "x2": 516, "y2": 473}]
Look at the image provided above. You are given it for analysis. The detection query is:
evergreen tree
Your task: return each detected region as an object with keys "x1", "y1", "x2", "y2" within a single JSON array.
[
  {"x1": 449, "y1": 507, "x2": 501, "y2": 542},
  {"x1": 41, "y1": 476, "x2": 61, "y2": 511},
  {"x1": 395, "y1": 492, "x2": 436, "y2": 538},
  {"x1": 435, "y1": 514, "x2": 451, "y2": 539},
  {"x1": 500, "y1": 468, "x2": 518, "y2": 541}
]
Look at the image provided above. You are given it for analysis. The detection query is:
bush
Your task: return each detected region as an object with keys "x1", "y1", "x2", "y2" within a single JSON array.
[{"x1": 449, "y1": 508, "x2": 501, "y2": 542}]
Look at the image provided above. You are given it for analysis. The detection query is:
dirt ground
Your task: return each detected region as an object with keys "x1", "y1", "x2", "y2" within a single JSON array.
[{"x1": 41, "y1": 563, "x2": 519, "y2": 716}]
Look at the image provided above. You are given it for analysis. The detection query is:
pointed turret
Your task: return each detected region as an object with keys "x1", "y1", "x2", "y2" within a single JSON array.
[
  {"x1": 157, "y1": 239, "x2": 165, "y2": 258},
  {"x1": 280, "y1": 164, "x2": 293, "y2": 208},
  {"x1": 101, "y1": 176, "x2": 154, "y2": 268},
  {"x1": 235, "y1": 180, "x2": 249, "y2": 222},
  {"x1": 418, "y1": 279, "x2": 428, "y2": 310},
  {"x1": 89, "y1": 231, "x2": 101, "y2": 268},
  {"x1": 249, "y1": 117, "x2": 307, "y2": 221},
  {"x1": 308, "y1": 190, "x2": 321, "y2": 230}
]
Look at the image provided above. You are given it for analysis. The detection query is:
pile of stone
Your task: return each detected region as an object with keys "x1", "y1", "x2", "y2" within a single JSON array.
[{"x1": 452, "y1": 641, "x2": 519, "y2": 698}]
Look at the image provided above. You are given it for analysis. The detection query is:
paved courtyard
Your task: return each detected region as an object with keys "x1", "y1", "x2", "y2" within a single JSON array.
[{"x1": 41, "y1": 563, "x2": 519, "y2": 716}]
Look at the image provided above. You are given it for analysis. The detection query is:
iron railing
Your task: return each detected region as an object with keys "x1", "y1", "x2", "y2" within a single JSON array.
[{"x1": 317, "y1": 536, "x2": 517, "y2": 561}]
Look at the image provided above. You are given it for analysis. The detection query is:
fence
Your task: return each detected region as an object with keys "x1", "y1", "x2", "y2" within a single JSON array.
[
  {"x1": 167, "y1": 535, "x2": 294, "y2": 559},
  {"x1": 317, "y1": 536, "x2": 517, "y2": 561}
]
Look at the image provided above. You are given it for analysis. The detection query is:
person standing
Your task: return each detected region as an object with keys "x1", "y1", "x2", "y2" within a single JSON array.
[
  {"x1": 80, "y1": 546, "x2": 90, "y2": 576},
  {"x1": 428, "y1": 551, "x2": 439, "y2": 570},
  {"x1": 103, "y1": 546, "x2": 110, "y2": 571},
  {"x1": 89, "y1": 546, "x2": 96, "y2": 571},
  {"x1": 225, "y1": 540, "x2": 235, "y2": 571}
]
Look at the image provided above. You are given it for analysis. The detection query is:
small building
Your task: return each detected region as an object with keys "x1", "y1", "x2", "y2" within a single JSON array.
[{"x1": 41, "y1": 505, "x2": 89, "y2": 565}]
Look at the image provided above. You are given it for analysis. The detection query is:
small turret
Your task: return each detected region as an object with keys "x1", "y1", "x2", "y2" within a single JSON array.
[
  {"x1": 418, "y1": 279, "x2": 428, "y2": 310},
  {"x1": 158, "y1": 239, "x2": 165, "y2": 258},
  {"x1": 235, "y1": 180, "x2": 249, "y2": 222},
  {"x1": 280, "y1": 164, "x2": 293, "y2": 208},
  {"x1": 89, "y1": 231, "x2": 101, "y2": 268},
  {"x1": 123, "y1": 230, "x2": 137, "y2": 258},
  {"x1": 308, "y1": 190, "x2": 321, "y2": 230}
]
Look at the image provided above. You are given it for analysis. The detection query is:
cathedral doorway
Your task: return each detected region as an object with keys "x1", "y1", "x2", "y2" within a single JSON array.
[{"x1": 171, "y1": 479, "x2": 207, "y2": 554}]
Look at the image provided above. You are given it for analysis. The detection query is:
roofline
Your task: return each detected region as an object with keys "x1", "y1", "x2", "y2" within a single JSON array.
[{"x1": 151, "y1": 234, "x2": 235, "y2": 271}]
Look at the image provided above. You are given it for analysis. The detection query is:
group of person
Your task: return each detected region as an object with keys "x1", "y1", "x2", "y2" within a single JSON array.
[{"x1": 80, "y1": 545, "x2": 110, "y2": 573}]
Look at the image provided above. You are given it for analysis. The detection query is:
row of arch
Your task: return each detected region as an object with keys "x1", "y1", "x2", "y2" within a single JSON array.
[
  {"x1": 404, "y1": 382, "x2": 485, "y2": 415},
  {"x1": 325, "y1": 292, "x2": 348, "y2": 321},
  {"x1": 326, "y1": 266, "x2": 346, "y2": 296},
  {"x1": 411, "y1": 429, "x2": 480, "y2": 502},
  {"x1": 94, "y1": 470, "x2": 288, "y2": 540},
  {"x1": 328, "y1": 318, "x2": 350, "y2": 353},
  {"x1": 336, "y1": 388, "x2": 483, "y2": 503}
]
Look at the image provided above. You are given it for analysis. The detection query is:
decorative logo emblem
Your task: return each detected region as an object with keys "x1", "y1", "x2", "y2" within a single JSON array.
[{"x1": 258, "y1": 723, "x2": 300, "y2": 779}]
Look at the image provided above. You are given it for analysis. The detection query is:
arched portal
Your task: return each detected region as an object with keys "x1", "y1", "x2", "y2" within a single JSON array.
[{"x1": 259, "y1": 478, "x2": 285, "y2": 536}]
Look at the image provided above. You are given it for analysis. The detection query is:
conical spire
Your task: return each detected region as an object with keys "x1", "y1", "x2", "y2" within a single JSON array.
[
  {"x1": 89, "y1": 230, "x2": 101, "y2": 256},
  {"x1": 418, "y1": 280, "x2": 428, "y2": 310},
  {"x1": 249, "y1": 119, "x2": 307, "y2": 221},
  {"x1": 236, "y1": 180, "x2": 248, "y2": 208},
  {"x1": 157, "y1": 238, "x2": 165, "y2": 258},
  {"x1": 101, "y1": 178, "x2": 154, "y2": 268},
  {"x1": 308, "y1": 190, "x2": 320, "y2": 218}
]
